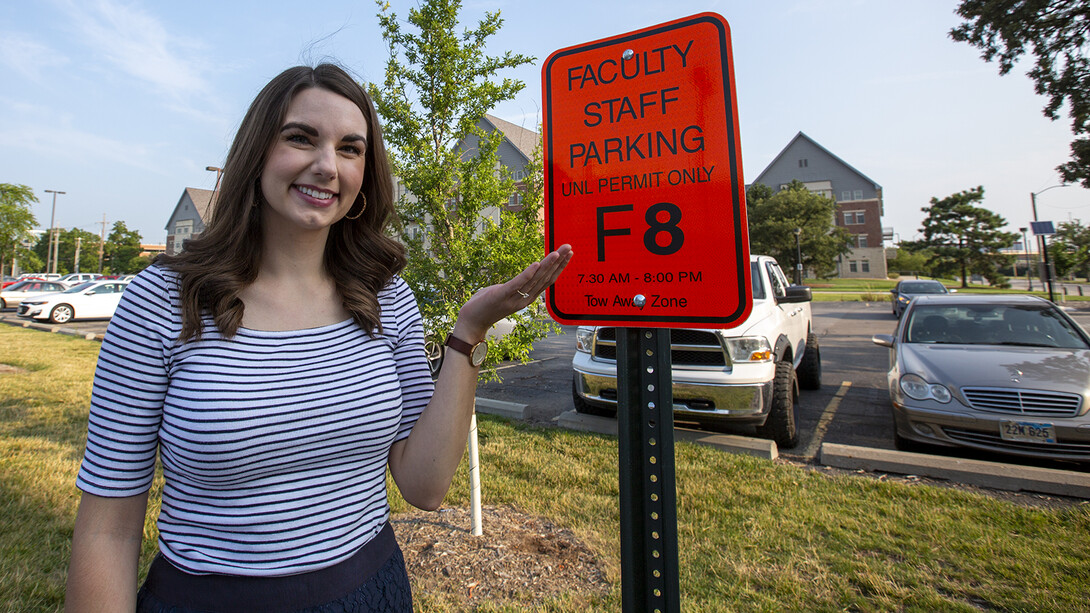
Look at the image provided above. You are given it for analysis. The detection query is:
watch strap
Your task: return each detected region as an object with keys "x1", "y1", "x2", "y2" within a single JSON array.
[{"x1": 445, "y1": 333, "x2": 486, "y2": 366}]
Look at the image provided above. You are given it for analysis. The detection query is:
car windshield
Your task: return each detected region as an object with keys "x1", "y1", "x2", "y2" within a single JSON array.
[
  {"x1": 899, "y1": 282, "x2": 947, "y2": 294},
  {"x1": 750, "y1": 261, "x2": 766, "y2": 300},
  {"x1": 62, "y1": 282, "x2": 95, "y2": 293},
  {"x1": 904, "y1": 304, "x2": 1090, "y2": 348}
]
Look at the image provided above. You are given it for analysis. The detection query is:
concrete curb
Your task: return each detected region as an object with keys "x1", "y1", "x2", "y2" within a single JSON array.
[
  {"x1": 820, "y1": 442, "x2": 1090, "y2": 498},
  {"x1": 0, "y1": 315, "x2": 105, "y2": 341},
  {"x1": 474, "y1": 398, "x2": 529, "y2": 421},
  {"x1": 554, "y1": 410, "x2": 779, "y2": 460}
]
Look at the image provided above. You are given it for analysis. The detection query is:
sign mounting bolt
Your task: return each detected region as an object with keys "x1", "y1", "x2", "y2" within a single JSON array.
[
  {"x1": 623, "y1": 49, "x2": 634, "y2": 60},
  {"x1": 634, "y1": 294, "x2": 646, "y2": 308}
]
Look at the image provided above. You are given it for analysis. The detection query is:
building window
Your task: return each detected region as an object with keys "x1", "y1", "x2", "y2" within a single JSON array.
[
  {"x1": 841, "y1": 191, "x2": 851, "y2": 201},
  {"x1": 856, "y1": 235, "x2": 868, "y2": 248},
  {"x1": 849, "y1": 260, "x2": 858, "y2": 273},
  {"x1": 855, "y1": 211, "x2": 865, "y2": 224},
  {"x1": 844, "y1": 211, "x2": 865, "y2": 225},
  {"x1": 798, "y1": 158, "x2": 808, "y2": 168},
  {"x1": 854, "y1": 189, "x2": 863, "y2": 200},
  {"x1": 861, "y1": 261, "x2": 870, "y2": 273}
]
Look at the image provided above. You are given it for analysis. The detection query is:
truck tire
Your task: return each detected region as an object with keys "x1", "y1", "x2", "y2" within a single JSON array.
[
  {"x1": 758, "y1": 360, "x2": 799, "y2": 448},
  {"x1": 573, "y1": 378, "x2": 615, "y2": 417},
  {"x1": 797, "y1": 332, "x2": 821, "y2": 390}
]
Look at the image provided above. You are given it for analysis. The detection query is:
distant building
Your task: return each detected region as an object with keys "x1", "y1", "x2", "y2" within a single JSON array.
[
  {"x1": 164, "y1": 188, "x2": 216, "y2": 255},
  {"x1": 140, "y1": 244, "x2": 166, "y2": 258},
  {"x1": 750, "y1": 132, "x2": 886, "y2": 278}
]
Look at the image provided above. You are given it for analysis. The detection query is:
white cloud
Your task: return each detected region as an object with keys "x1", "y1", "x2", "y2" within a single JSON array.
[
  {"x1": 0, "y1": 33, "x2": 69, "y2": 80},
  {"x1": 61, "y1": 0, "x2": 213, "y2": 103}
]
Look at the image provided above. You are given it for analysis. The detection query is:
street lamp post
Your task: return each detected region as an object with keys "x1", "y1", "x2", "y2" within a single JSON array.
[
  {"x1": 793, "y1": 227, "x2": 803, "y2": 285},
  {"x1": 43, "y1": 189, "x2": 65, "y2": 275},
  {"x1": 1031, "y1": 184, "x2": 1069, "y2": 303}
]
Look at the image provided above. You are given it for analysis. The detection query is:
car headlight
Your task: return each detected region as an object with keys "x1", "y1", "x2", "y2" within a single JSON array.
[
  {"x1": 898, "y1": 295, "x2": 910, "y2": 303},
  {"x1": 575, "y1": 328, "x2": 594, "y2": 353},
  {"x1": 899, "y1": 373, "x2": 951, "y2": 403},
  {"x1": 723, "y1": 336, "x2": 773, "y2": 362},
  {"x1": 21, "y1": 301, "x2": 44, "y2": 306}
]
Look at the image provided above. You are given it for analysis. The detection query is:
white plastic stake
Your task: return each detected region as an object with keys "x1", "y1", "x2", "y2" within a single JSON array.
[{"x1": 468, "y1": 412, "x2": 482, "y2": 536}]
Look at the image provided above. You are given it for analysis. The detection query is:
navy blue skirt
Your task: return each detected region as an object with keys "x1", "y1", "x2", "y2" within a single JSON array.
[{"x1": 135, "y1": 523, "x2": 412, "y2": 613}]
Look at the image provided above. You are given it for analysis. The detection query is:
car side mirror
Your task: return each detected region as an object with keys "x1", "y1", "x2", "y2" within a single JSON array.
[
  {"x1": 779, "y1": 285, "x2": 812, "y2": 303},
  {"x1": 872, "y1": 334, "x2": 894, "y2": 348}
]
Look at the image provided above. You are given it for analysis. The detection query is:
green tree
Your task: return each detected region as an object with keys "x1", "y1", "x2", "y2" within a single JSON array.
[
  {"x1": 33, "y1": 228, "x2": 100, "y2": 275},
  {"x1": 887, "y1": 246, "x2": 935, "y2": 277},
  {"x1": 746, "y1": 181, "x2": 854, "y2": 279},
  {"x1": 911, "y1": 186, "x2": 1017, "y2": 287},
  {"x1": 0, "y1": 184, "x2": 40, "y2": 277},
  {"x1": 104, "y1": 221, "x2": 144, "y2": 274},
  {"x1": 1049, "y1": 218, "x2": 1090, "y2": 279},
  {"x1": 951, "y1": 1, "x2": 1090, "y2": 186},
  {"x1": 368, "y1": 0, "x2": 543, "y2": 379}
]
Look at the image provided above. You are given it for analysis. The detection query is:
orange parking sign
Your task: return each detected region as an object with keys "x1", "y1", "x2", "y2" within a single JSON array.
[{"x1": 543, "y1": 12, "x2": 750, "y2": 327}]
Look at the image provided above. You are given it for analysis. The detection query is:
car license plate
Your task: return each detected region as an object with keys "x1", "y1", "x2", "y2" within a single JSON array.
[{"x1": 999, "y1": 420, "x2": 1056, "y2": 444}]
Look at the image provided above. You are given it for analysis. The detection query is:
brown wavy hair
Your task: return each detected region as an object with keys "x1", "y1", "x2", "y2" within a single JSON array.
[{"x1": 159, "y1": 64, "x2": 406, "y2": 341}]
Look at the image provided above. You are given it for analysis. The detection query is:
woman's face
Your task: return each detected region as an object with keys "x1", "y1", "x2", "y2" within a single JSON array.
[{"x1": 259, "y1": 87, "x2": 369, "y2": 236}]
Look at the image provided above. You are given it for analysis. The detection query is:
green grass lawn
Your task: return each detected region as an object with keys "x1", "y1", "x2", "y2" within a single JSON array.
[{"x1": 2, "y1": 327, "x2": 1089, "y2": 612}]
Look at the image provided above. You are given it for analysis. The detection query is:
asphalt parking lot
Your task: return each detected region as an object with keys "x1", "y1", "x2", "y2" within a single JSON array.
[{"x1": 4, "y1": 301, "x2": 1089, "y2": 496}]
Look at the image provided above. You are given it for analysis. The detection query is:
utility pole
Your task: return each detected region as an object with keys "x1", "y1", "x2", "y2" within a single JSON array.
[
  {"x1": 43, "y1": 190, "x2": 65, "y2": 274},
  {"x1": 97, "y1": 214, "x2": 107, "y2": 273},
  {"x1": 74, "y1": 237, "x2": 82, "y2": 273}
]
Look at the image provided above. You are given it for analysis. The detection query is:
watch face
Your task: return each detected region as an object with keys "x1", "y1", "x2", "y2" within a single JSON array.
[{"x1": 470, "y1": 341, "x2": 488, "y2": 366}]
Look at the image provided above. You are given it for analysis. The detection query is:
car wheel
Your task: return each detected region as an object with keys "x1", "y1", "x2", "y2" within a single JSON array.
[
  {"x1": 0, "y1": 298, "x2": 6, "y2": 309},
  {"x1": 49, "y1": 304, "x2": 74, "y2": 324},
  {"x1": 758, "y1": 360, "x2": 799, "y2": 448},
  {"x1": 424, "y1": 338, "x2": 444, "y2": 379},
  {"x1": 797, "y1": 332, "x2": 821, "y2": 391},
  {"x1": 572, "y1": 378, "x2": 615, "y2": 417}
]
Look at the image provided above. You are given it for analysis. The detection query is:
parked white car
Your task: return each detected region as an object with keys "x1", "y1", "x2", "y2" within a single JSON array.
[
  {"x1": 0, "y1": 280, "x2": 68, "y2": 309},
  {"x1": 17, "y1": 280, "x2": 129, "y2": 323},
  {"x1": 58, "y1": 273, "x2": 102, "y2": 287}
]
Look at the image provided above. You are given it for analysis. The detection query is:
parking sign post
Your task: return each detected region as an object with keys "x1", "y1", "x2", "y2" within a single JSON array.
[
  {"x1": 617, "y1": 328, "x2": 679, "y2": 612},
  {"x1": 543, "y1": 13, "x2": 748, "y2": 610}
]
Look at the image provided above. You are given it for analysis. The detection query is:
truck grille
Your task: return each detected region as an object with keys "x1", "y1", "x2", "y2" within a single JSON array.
[
  {"x1": 592, "y1": 327, "x2": 727, "y2": 367},
  {"x1": 961, "y1": 387, "x2": 1081, "y2": 417}
]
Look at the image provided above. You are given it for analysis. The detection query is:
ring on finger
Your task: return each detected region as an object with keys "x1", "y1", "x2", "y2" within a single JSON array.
[{"x1": 516, "y1": 289, "x2": 530, "y2": 298}]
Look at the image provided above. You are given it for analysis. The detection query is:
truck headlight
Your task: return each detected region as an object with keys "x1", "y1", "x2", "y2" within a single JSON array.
[
  {"x1": 723, "y1": 336, "x2": 772, "y2": 362},
  {"x1": 575, "y1": 327, "x2": 595, "y2": 353}
]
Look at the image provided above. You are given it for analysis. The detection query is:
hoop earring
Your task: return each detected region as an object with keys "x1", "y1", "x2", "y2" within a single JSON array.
[{"x1": 344, "y1": 193, "x2": 367, "y2": 220}]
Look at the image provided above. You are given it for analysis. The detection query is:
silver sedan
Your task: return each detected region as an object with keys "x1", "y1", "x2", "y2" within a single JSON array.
[{"x1": 872, "y1": 294, "x2": 1090, "y2": 462}]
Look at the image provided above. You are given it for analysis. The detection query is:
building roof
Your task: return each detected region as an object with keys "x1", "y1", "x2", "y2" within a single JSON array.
[
  {"x1": 481, "y1": 114, "x2": 539, "y2": 160},
  {"x1": 751, "y1": 131, "x2": 882, "y2": 191},
  {"x1": 185, "y1": 187, "x2": 218, "y2": 221}
]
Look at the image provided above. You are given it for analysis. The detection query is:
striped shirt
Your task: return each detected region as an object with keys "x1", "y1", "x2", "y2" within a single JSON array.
[{"x1": 76, "y1": 265, "x2": 434, "y2": 576}]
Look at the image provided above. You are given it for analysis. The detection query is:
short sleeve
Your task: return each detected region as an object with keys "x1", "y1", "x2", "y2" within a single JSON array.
[
  {"x1": 76, "y1": 267, "x2": 175, "y2": 497},
  {"x1": 385, "y1": 278, "x2": 434, "y2": 442}
]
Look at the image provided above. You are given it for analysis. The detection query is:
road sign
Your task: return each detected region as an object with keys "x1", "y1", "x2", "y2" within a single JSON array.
[{"x1": 542, "y1": 12, "x2": 751, "y2": 328}]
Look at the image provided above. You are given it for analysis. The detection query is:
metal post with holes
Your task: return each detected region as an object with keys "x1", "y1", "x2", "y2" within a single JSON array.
[{"x1": 617, "y1": 325, "x2": 680, "y2": 613}]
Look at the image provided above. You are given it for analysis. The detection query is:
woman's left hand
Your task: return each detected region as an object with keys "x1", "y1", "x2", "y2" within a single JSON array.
[{"x1": 453, "y1": 244, "x2": 573, "y2": 342}]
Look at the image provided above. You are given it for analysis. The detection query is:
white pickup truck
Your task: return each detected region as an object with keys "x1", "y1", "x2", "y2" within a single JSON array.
[{"x1": 571, "y1": 255, "x2": 821, "y2": 447}]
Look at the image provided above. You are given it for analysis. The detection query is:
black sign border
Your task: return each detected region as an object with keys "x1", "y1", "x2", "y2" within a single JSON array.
[{"x1": 543, "y1": 13, "x2": 749, "y2": 326}]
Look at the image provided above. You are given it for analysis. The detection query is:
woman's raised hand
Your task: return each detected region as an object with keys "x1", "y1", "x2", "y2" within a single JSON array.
[{"x1": 454, "y1": 245, "x2": 573, "y2": 342}]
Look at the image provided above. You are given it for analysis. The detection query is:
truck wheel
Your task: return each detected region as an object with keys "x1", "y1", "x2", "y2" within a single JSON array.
[
  {"x1": 50, "y1": 303, "x2": 74, "y2": 324},
  {"x1": 758, "y1": 360, "x2": 799, "y2": 448},
  {"x1": 572, "y1": 378, "x2": 615, "y2": 417},
  {"x1": 797, "y1": 333, "x2": 822, "y2": 390}
]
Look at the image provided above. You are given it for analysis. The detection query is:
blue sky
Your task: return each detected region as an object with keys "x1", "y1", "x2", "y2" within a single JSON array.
[{"x1": 1, "y1": 0, "x2": 1086, "y2": 247}]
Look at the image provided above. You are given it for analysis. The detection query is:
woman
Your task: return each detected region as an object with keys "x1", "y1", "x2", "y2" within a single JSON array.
[{"x1": 64, "y1": 64, "x2": 572, "y2": 612}]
